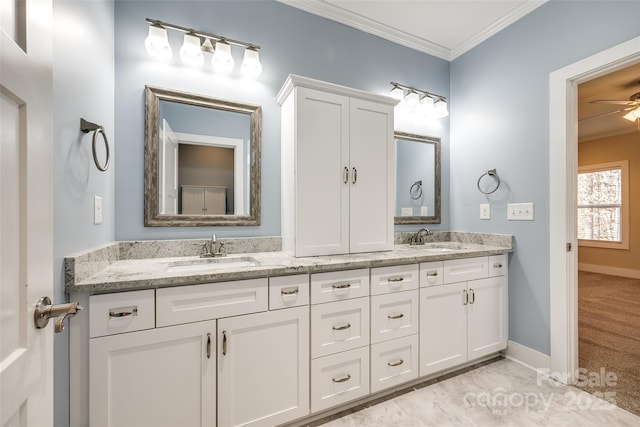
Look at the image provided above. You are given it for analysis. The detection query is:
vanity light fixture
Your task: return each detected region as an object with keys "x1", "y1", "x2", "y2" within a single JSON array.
[
  {"x1": 145, "y1": 18, "x2": 262, "y2": 77},
  {"x1": 389, "y1": 82, "x2": 448, "y2": 119},
  {"x1": 623, "y1": 106, "x2": 640, "y2": 122}
]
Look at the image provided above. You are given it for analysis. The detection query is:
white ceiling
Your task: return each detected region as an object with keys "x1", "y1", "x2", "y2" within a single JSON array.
[{"x1": 278, "y1": 0, "x2": 547, "y2": 61}]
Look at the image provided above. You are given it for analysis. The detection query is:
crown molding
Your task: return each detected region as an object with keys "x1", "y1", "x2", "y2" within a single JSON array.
[{"x1": 278, "y1": 0, "x2": 547, "y2": 62}]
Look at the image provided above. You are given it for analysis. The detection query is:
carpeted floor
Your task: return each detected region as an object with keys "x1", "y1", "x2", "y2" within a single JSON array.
[{"x1": 578, "y1": 270, "x2": 640, "y2": 416}]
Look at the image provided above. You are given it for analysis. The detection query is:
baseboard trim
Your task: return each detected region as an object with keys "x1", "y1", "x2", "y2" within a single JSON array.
[
  {"x1": 504, "y1": 340, "x2": 550, "y2": 372},
  {"x1": 578, "y1": 263, "x2": 640, "y2": 279}
]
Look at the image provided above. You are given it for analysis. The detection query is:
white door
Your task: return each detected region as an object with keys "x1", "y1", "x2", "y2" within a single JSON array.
[
  {"x1": 467, "y1": 276, "x2": 508, "y2": 360},
  {"x1": 217, "y1": 307, "x2": 309, "y2": 427},
  {"x1": 159, "y1": 119, "x2": 179, "y2": 214},
  {"x1": 1, "y1": 1, "x2": 54, "y2": 426},
  {"x1": 349, "y1": 98, "x2": 394, "y2": 253},
  {"x1": 419, "y1": 283, "x2": 468, "y2": 377},
  {"x1": 295, "y1": 87, "x2": 350, "y2": 256}
]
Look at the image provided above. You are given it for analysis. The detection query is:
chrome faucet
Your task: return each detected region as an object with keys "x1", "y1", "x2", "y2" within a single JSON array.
[
  {"x1": 201, "y1": 233, "x2": 226, "y2": 257},
  {"x1": 409, "y1": 228, "x2": 432, "y2": 245}
]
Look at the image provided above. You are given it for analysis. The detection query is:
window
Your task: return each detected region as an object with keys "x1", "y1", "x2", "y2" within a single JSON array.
[{"x1": 577, "y1": 160, "x2": 629, "y2": 249}]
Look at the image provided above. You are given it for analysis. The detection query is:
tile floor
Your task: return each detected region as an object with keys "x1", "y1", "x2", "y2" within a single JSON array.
[{"x1": 319, "y1": 359, "x2": 640, "y2": 426}]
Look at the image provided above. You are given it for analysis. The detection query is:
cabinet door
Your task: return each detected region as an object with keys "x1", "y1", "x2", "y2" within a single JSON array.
[
  {"x1": 218, "y1": 306, "x2": 309, "y2": 427},
  {"x1": 204, "y1": 187, "x2": 226, "y2": 215},
  {"x1": 419, "y1": 283, "x2": 468, "y2": 377},
  {"x1": 467, "y1": 276, "x2": 508, "y2": 360},
  {"x1": 295, "y1": 87, "x2": 350, "y2": 256},
  {"x1": 348, "y1": 98, "x2": 394, "y2": 253},
  {"x1": 182, "y1": 186, "x2": 204, "y2": 214},
  {"x1": 90, "y1": 320, "x2": 216, "y2": 427}
]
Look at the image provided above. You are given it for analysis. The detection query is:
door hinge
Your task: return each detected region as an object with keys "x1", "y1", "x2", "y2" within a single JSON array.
[{"x1": 566, "y1": 243, "x2": 572, "y2": 252}]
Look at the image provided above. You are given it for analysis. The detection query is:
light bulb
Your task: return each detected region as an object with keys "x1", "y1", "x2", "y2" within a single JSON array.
[
  {"x1": 145, "y1": 24, "x2": 172, "y2": 59},
  {"x1": 212, "y1": 40, "x2": 234, "y2": 73},
  {"x1": 179, "y1": 33, "x2": 204, "y2": 66},
  {"x1": 389, "y1": 85, "x2": 404, "y2": 100},
  {"x1": 405, "y1": 90, "x2": 420, "y2": 108},
  {"x1": 433, "y1": 98, "x2": 449, "y2": 118},
  {"x1": 241, "y1": 47, "x2": 262, "y2": 78},
  {"x1": 420, "y1": 95, "x2": 434, "y2": 111}
]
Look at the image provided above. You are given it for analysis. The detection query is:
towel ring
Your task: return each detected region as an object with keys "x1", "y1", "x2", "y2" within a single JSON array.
[
  {"x1": 477, "y1": 169, "x2": 500, "y2": 194},
  {"x1": 410, "y1": 180, "x2": 423, "y2": 200},
  {"x1": 81, "y1": 118, "x2": 110, "y2": 172}
]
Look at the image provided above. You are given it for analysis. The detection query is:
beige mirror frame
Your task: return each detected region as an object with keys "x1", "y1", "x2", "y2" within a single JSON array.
[
  {"x1": 394, "y1": 131, "x2": 441, "y2": 225},
  {"x1": 144, "y1": 85, "x2": 261, "y2": 226}
]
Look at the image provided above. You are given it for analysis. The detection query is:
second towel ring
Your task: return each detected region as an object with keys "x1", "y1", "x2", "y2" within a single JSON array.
[
  {"x1": 81, "y1": 118, "x2": 110, "y2": 172},
  {"x1": 410, "y1": 180, "x2": 423, "y2": 200},
  {"x1": 477, "y1": 169, "x2": 501, "y2": 194}
]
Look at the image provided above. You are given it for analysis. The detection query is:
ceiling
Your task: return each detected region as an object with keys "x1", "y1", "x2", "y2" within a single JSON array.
[
  {"x1": 278, "y1": 0, "x2": 547, "y2": 61},
  {"x1": 278, "y1": 0, "x2": 639, "y2": 141}
]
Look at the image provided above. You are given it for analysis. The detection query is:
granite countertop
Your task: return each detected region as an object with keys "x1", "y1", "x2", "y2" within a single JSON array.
[{"x1": 66, "y1": 238, "x2": 512, "y2": 294}]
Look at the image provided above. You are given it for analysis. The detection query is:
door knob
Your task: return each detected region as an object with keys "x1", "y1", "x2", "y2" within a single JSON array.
[{"x1": 34, "y1": 296, "x2": 83, "y2": 333}]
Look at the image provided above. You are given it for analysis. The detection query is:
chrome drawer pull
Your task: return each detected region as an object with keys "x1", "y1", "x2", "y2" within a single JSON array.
[
  {"x1": 332, "y1": 283, "x2": 351, "y2": 290},
  {"x1": 388, "y1": 359, "x2": 404, "y2": 367},
  {"x1": 388, "y1": 313, "x2": 404, "y2": 320},
  {"x1": 109, "y1": 306, "x2": 138, "y2": 318},
  {"x1": 427, "y1": 271, "x2": 438, "y2": 277},
  {"x1": 493, "y1": 263, "x2": 503, "y2": 268},
  {"x1": 343, "y1": 167, "x2": 349, "y2": 184},
  {"x1": 332, "y1": 374, "x2": 351, "y2": 383},
  {"x1": 388, "y1": 277, "x2": 404, "y2": 283},
  {"x1": 462, "y1": 290, "x2": 468, "y2": 305},
  {"x1": 469, "y1": 289, "x2": 475, "y2": 304},
  {"x1": 222, "y1": 331, "x2": 228, "y2": 355},
  {"x1": 206, "y1": 333, "x2": 212, "y2": 359},
  {"x1": 281, "y1": 287, "x2": 299, "y2": 296},
  {"x1": 332, "y1": 323, "x2": 351, "y2": 331}
]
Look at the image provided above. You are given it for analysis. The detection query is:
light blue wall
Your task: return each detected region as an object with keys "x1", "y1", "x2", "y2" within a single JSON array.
[
  {"x1": 53, "y1": 1, "x2": 115, "y2": 425},
  {"x1": 113, "y1": 0, "x2": 451, "y2": 240},
  {"x1": 450, "y1": 0, "x2": 640, "y2": 355}
]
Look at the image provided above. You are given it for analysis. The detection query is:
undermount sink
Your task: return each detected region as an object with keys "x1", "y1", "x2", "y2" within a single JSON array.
[
  {"x1": 167, "y1": 256, "x2": 259, "y2": 273},
  {"x1": 409, "y1": 242, "x2": 468, "y2": 252}
]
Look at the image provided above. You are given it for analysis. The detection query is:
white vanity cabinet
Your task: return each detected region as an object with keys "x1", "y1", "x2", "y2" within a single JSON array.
[
  {"x1": 278, "y1": 75, "x2": 397, "y2": 257},
  {"x1": 419, "y1": 255, "x2": 508, "y2": 377}
]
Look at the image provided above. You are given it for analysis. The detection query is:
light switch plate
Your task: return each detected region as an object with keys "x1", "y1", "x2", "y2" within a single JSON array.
[
  {"x1": 480, "y1": 204, "x2": 491, "y2": 220},
  {"x1": 507, "y1": 202, "x2": 534, "y2": 220},
  {"x1": 94, "y1": 196, "x2": 103, "y2": 225}
]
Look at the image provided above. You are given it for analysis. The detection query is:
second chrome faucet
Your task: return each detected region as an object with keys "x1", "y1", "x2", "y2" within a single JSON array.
[{"x1": 201, "y1": 233, "x2": 226, "y2": 257}]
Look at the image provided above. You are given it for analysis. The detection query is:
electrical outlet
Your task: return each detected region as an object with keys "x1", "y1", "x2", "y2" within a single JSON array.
[
  {"x1": 420, "y1": 206, "x2": 429, "y2": 216},
  {"x1": 94, "y1": 196, "x2": 103, "y2": 225},
  {"x1": 480, "y1": 204, "x2": 491, "y2": 220},
  {"x1": 507, "y1": 202, "x2": 534, "y2": 220}
]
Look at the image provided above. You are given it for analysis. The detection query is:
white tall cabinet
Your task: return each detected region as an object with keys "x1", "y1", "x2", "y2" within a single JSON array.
[{"x1": 277, "y1": 75, "x2": 397, "y2": 256}]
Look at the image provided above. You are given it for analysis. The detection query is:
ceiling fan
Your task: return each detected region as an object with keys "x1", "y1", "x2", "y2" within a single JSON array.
[{"x1": 581, "y1": 91, "x2": 640, "y2": 122}]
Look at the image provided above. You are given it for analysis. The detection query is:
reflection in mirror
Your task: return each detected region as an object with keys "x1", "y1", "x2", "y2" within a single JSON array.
[
  {"x1": 145, "y1": 86, "x2": 261, "y2": 226},
  {"x1": 394, "y1": 132, "x2": 441, "y2": 224}
]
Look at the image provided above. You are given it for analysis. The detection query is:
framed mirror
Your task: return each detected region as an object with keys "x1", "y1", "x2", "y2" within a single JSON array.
[
  {"x1": 144, "y1": 86, "x2": 261, "y2": 226},
  {"x1": 394, "y1": 132, "x2": 441, "y2": 224}
]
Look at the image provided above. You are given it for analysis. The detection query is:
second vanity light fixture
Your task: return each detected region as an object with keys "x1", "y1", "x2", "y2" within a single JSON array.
[
  {"x1": 390, "y1": 82, "x2": 448, "y2": 119},
  {"x1": 144, "y1": 18, "x2": 263, "y2": 77}
]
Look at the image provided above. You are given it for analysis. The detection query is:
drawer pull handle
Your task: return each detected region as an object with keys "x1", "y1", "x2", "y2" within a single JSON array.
[
  {"x1": 108, "y1": 306, "x2": 138, "y2": 318},
  {"x1": 388, "y1": 359, "x2": 404, "y2": 367},
  {"x1": 222, "y1": 331, "x2": 228, "y2": 356},
  {"x1": 462, "y1": 290, "x2": 468, "y2": 305},
  {"x1": 332, "y1": 283, "x2": 351, "y2": 290},
  {"x1": 427, "y1": 271, "x2": 438, "y2": 277},
  {"x1": 332, "y1": 374, "x2": 351, "y2": 383},
  {"x1": 281, "y1": 287, "x2": 299, "y2": 296},
  {"x1": 344, "y1": 167, "x2": 349, "y2": 184},
  {"x1": 206, "y1": 333, "x2": 212, "y2": 359},
  {"x1": 388, "y1": 313, "x2": 404, "y2": 320},
  {"x1": 332, "y1": 323, "x2": 351, "y2": 331},
  {"x1": 388, "y1": 277, "x2": 404, "y2": 283},
  {"x1": 493, "y1": 263, "x2": 503, "y2": 268},
  {"x1": 469, "y1": 289, "x2": 475, "y2": 304}
]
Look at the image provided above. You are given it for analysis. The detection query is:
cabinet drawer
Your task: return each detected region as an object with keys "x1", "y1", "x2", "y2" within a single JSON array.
[
  {"x1": 370, "y1": 264, "x2": 419, "y2": 295},
  {"x1": 311, "y1": 297, "x2": 369, "y2": 358},
  {"x1": 443, "y1": 257, "x2": 488, "y2": 283},
  {"x1": 489, "y1": 254, "x2": 507, "y2": 277},
  {"x1": 89, "y1": 290, "x2": 155, "y2": 338},
  {"x1": 419, "y1": 261, "x2": 444, "y2": 287},
  {"x1": 311, "y1": 346, "x2": 370, "y2": 413},
  {"x1": 310, "y1": 269, "x2": 369, "y2": 304},
  {"x1": 156, "y1": 278, "x2": 268, "y2": 327},
  {"x1": 269, "y1": 274, "x2": 310, "y2": 310},
  {"x1": 370, "y1": 334, "x2": 419, "y2": 394},
  {"x1": 370, "y1": 290, "x2": 419, "y2": 344}
]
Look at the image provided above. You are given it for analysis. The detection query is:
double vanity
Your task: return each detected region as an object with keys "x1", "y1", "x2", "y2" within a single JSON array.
[{"x1": 66, "y1": 233, "x2": 511, "y2": 427}]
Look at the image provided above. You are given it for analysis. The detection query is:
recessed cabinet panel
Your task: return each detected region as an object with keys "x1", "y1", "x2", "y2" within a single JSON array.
[
  {"x1": 488, "y1": 254, "x2": 507, "y2": 277},
  {"x1": 370, "y1": 334, "x2": 419, "y2": 393},
  {"x1": 311, "y1": 297, "x2": 370, "y2": 358},
  {"x1": 370, "y1": 290, "x2": 419, "y2": 344},
  {"x1": 310, "y1": 269, "x2": 369, "y2": 304},
  {"x1": 443, "y1": 257, "x2": 488, "y2": 284},
  {"x1": 467, "y1": 276, "x2": 508, "y2": 359},
  {"x1": 370, "y1": 264, "x2": 419, "y2": 295},
  {"x1": 311, "y1": 346, "x2": 370, "y2": 413},
  {"x1": 89, "y1": 290, "x2": 155, "y2": 338},
  {"x1": 419, "y1": 261, "x2": 444, "y2": 287},
  {"x1": 269, "y1": 274, "x2": 309, "y2": 310}
]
